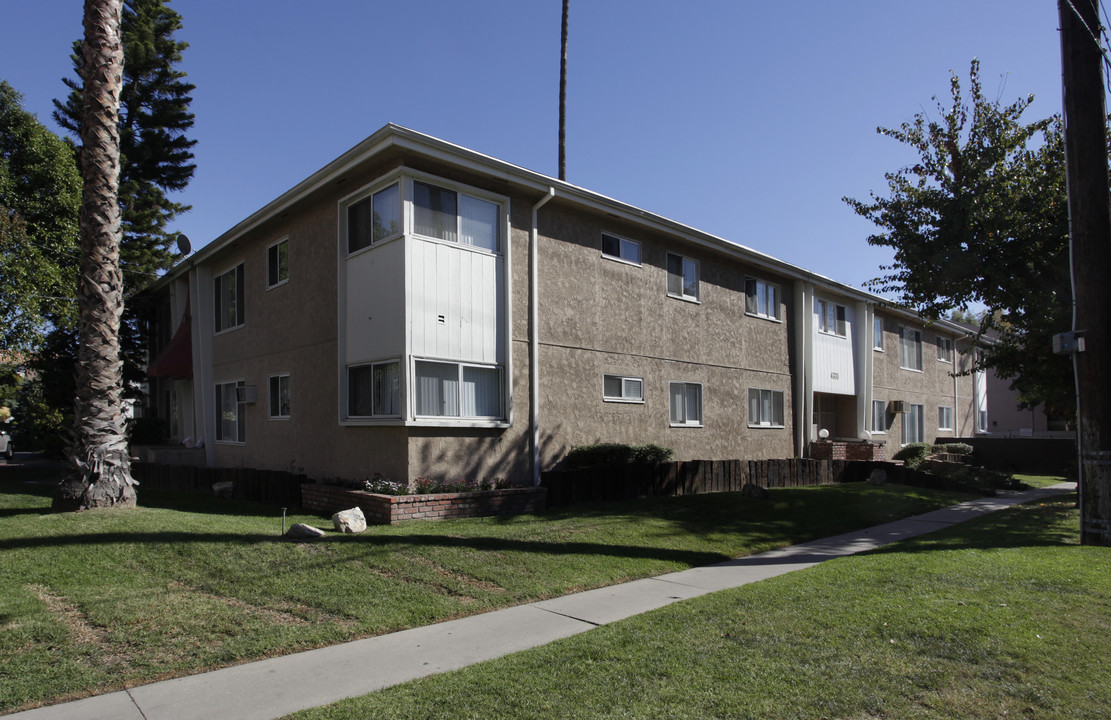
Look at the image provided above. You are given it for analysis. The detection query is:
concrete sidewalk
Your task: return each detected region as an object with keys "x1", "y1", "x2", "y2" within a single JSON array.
[{"x1": 4, "y1": 483, "x2": 1075, "y2": 720}]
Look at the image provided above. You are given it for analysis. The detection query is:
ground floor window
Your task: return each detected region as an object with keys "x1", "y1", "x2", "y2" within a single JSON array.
[
  {"x1": 415, "y1": 360, "x2": 502, "y2": 419},
  {"x1": 269, "y1": 374, "x2": 290, "y2": 418},
  {"x1": 902, "y1": 403, "x2": 925, "y2": 444},
  {"x1": 215, "y1": 380, "x2": 245, "y2": 442},
  {"x1": 669, "y1": 382, "x2": 703, "y2": 427},
  {"x1": 871, "y1": 399, "x2": 886, "y2": 433},
  {"x1": 348, "y1": 361, "x2": 401, "y2": 417},
  {"x1": 938, "y1": 405, "x2": 954, "y2": 431},
  {"x1": 747, "y1": 388, "x2": 784, "y2": 427}
]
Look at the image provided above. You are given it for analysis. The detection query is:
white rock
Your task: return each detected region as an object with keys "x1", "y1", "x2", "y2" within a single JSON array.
[
  {"x1": 332, "y1": 506, "x2": 367, "y2": 533},
  {"x1": 286, "y1": 523, "x2": 326, "y2": 539}
]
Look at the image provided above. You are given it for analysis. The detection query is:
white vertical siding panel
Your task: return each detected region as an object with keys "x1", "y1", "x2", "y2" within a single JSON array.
[
  {"x1": 812, "y1": 302, "x2": 856, "y2": 395},
  {"x1": 346, "y1": 241, "x2": 405, "y2": 364}
]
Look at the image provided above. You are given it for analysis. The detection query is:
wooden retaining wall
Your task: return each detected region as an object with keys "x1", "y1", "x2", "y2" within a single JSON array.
[
  {"x1": 131, "y1": 463, "x2": 309, "y2": 508},
  {"x1": 541, "y1": 458, "x2": 847, "y2": 507}
]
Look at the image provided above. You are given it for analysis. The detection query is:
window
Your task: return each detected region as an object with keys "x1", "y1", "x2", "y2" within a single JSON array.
[
  {"x1": 745, "y1": 278, "x2": 779, "y2": 320},
  {"x1": 936, "y1": 336, "x2": 953, "y2": 363},
  {"x1": 901, "y1": 403, "x2": 925, "y2": 444},
  {"x1": 938, "y1": 405, "x2": 954, "y2": 431},
  {"x1": 871, "y1": 400, "x2": 887, "y2": 433},
  {"x1": 603, "y1": 374, "x2": 644, "y2": 403},
  {"x1": 348, "y1": 361, "x2": 401, "y2": 417},
  {"x1": 601, "y1": 232, "x2": 641, "y2": 265},
  {"x1": 873, "y1": 316, "x2": 884, "y2": 350},
  {"x1": 414, "y1": 361, "x2": 502, "y2": 419},
  {"x1": 747, "y1": 388, "x2": 785, "y2": 427},
  {"x1": 669, "y1": 382, "x2": 703, "y2": 426},
  {"x1": 666, "y1": 253, "x2": 700, "y2": 302},
  {"x1": 215, "y1": 380, "x2": 245, "y2": 443},
  {"x1": 900, "y1": 327, "x2": 923, "y2": 371},
  {"x1": 412, "y1": 181, "x2": 498, "y2": 252},
  {"x1": 816, "y1": 299, "x2": 846, "y2": 336},
  {"x1": 977, "y1": 410, "x2": 989, "y2": 433},
  {"x1": 347, "y1": 182, "x2": 401, "y2": 253},
  {"x1": 269, "y1": 374, "x2": 290, "y2": 418},
  {"x1": 267, "y1": 239, "x2": 288, "y2": 288},
  {"x1": 214, "y1": 264, "x2": 244, "y2": 332}
]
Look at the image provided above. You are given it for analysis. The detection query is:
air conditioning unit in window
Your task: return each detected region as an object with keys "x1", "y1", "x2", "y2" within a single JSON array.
[
  {"x1": 889, "y1": 400, "x2": 907, "y2": 414},
  {"x1": 236, "y1": 385, "x2": 258, "y2": 404}
]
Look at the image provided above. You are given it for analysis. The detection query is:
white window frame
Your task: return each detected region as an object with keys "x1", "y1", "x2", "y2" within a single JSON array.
[
  {"x1": 900, "y1": 326, "x2": 924, "y2": 372},
  {"x1": 873, "y1": 316, "x2": 884, "y2": 351},
  {"x1": 669, "y1": 381, "x2": 703, "y2": 427},
  {"x1": 345, "y1": 179, "x2": 402, "y2": 255},
  {"x1": 747, "y1": 388, "x2": 785, "y2": 428},
  {"x1": 409, "y1": 178, "x2": 501, "y2": 254},
  {"x1": 901, "y1": 403, "x2": 925, "y2": 445},
  {"x1": 871, "y1": 399, "x2": 886, "y2": 434},
  {"x1": 214, "y1": 379, "x2": 246, "y2": 444},
  {"x1": 214, "y1": 263, "x2": 245, "y2": 334},
  {"x1": 977, "y1": 409, "x2": 989, "y2": 434},
  {"x1": 603, "y1": 374, "x2": 644, "y2": 404},
  {"x1": 938, "y1": 405, "x2": 954, "y2": 431},
  {"x1": 666, "y1": 252, "x2": 700, "y2": 303},
  {"x1": 413, "y1": 359, "x2": 504, "y2": 420},
  {"x1": 268, "y1": 373, "x2": 290, "y2": 419},
  {"x1": 745, "y1": 277, "x2": 780, "y2": 321},
  {"x1": 346, "y1": 360, "x2": 402, "y2": 419},
  {"x1": 266, "y1": 238, "x2": 289, "y2": 289},
  {"x1": 816, "y1": 299, "x2": 847, "y2": 337},
  {"x1": 601, "y1": 232, "x2": 641, "y2": 266},
  {"x1": 936, "y1": 336, "x2": 953, "y2": 363}
]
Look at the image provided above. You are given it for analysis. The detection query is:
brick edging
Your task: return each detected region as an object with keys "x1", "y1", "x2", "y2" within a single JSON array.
[{"x1": 301, "y1": 484, "x2": 547, "y2": 525}]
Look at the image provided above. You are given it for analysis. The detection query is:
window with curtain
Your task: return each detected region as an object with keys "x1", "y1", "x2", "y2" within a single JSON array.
[
  {"x1": 816, "y1": 299, "x2": 846, "y2": 336},
  {"x1": 348, "y1": 361, "x2": 401, "y2": 417},
  {"x1": 215, "y1": 381, "x2": 245, "y2": 442},
  {"x1": 902, "y1": 403, "x2": 925, "y2": 443},
  {"x1": 666, "y1": 252, "x2": 700, "y2": 301},
  {"x1": 669, "y1": 382, "x2": 703, "y2": 426},
  {"x1": 415, "y1": 361, "x2": 502, "y2": 419},
  {"x1": 412, "y1": 181, "x2": 499, "y2": 252},
  {"x1": 873, "y1": 316, "x2": 884, "y2": 350},
  {"x1": 747, "y1": 388, "x2": 784, "y2": 427},
  {"x1": 938, "y1": 406, "x2": 954, "y2": 430},
  {"x1": 744, "y1": 278, "x2": 779, "y2": 320},
  {"x1": 603, "y1": 374, "x2": 644, "y2": 403},
  {"x1": 872, "y1": 400, "x2": 886, "y2": 433},
  {"x1": 900, "y1": 327, "x2": 923, "y2": 370}
]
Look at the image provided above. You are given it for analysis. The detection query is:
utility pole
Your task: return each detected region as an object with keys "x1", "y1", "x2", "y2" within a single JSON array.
[
  {"x1": 1059, "y1": 0, "x2": 1111, "y2": 545},
  {"x1": 559, "y1": 0, "x2": 569, "y2": 181}
]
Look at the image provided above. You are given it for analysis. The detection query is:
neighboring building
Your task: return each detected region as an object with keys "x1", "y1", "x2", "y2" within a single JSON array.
[
  {"x1": 985, "y1": 371, "x2": 1073, "y2": 438},
  {"x1": 141, "y1": 124, "x2": 983, "y2": 484}
]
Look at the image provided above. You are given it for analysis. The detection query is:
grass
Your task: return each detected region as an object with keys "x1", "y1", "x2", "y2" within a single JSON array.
[
  {"x1": 0, "y1": 468, "x2": 974, "y2": 713},
  {"x1": 1013, "y1": 474, "x2": 1070, "y2": 489},
  {"x1": 287, "y1": 494, "x2": 1109, "y2": 720}
]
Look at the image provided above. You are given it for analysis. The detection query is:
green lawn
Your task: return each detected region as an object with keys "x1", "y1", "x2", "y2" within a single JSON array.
[
  {"x1": 288, "y1": 495, "x2": 1109, "y2": 720},
  {"x1": 0, "y1": 468, "x2": 973, "y2": 713}
]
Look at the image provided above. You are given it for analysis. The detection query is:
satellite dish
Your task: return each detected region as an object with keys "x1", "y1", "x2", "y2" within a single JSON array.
[{"x1": 176, "y1": 233, "x2": 192, "y2": 255}]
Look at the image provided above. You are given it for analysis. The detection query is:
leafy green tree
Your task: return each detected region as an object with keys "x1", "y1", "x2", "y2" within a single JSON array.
[
  {"x1": 844, "y1": 59, "x2": 1074, "y2": 418},
  {"x1": 54, "y1": 0, "x2": 196, "y2": 284},
  {"x1": 0, "y1": 80, "x2": 82, "y2": 351}
]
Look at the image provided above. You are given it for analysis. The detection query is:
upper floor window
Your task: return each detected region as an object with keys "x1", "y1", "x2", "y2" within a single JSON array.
[
  {"x1": 747, "y1": 388, "x2": 785, "y2": 427},
  {"x1": 816, "y1": 299, "x2": 846, "y2": 337},
  {"x1": 669, "y1": 381, "x2": 703, "y2": 427},
  {"x1": 348, "y1": 182, "x2": 401, "y2": 253},
  {"x1": 745, "y1": 278, "x2": 779, "y2": 320},
  {"x1": 601, "y1": 232, "x2": 641, "y2": 265},
  {"x1": 603, "y1": 374, "x2": 644, "y2": 403},
  {"x1": 412, "y1": 181, "x2": 498, "y2": 252},
  {"x1": 267, "y1": 238, "x2": 288, "y2": 288},
  {"x1": 936, "y1": 336, "x2": 953, "y2": 363},
  {"x1": 214, "y1": 264, "x2": 244, "y2": 333},
  {"x1": 900, "y1": 327, "x2": 923, "y2": 371},
  {"x1": 873, "y1": 316, "x2": 884, "y2": 350},
  {"x1": 666, "y1": 253, "x2": 700, "y2": 302}
]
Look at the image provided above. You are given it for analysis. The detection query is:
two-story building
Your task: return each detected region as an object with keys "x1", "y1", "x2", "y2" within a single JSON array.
[{"x1": 142, "y1": 124, "x2": 983, "y2": 484}]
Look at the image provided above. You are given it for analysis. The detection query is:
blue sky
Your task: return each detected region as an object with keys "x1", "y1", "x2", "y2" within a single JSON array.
[{"x1": 3, "y1": 1, "x2": 1065, "y2": 293}]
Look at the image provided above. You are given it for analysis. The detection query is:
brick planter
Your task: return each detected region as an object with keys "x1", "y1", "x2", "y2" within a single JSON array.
[
  {"x1": 301, "y1": 484, "x2": 547, "y2": 525},
  {"x1": 810, "y1": 440, "x2": 886, "y2": 462}
]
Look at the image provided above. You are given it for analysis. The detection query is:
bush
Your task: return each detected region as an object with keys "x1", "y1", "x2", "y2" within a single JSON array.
[
  {"x1": 892, "y1": 442, "x2": 933, "y2": 469},
  {"x1": 564, "y1": 442, "x2": 673, "y2": 469},
  {"x1": 935, "y1": 442, "x2": 973, "y2": 456}
]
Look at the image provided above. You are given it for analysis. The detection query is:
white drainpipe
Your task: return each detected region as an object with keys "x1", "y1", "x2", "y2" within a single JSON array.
[{"x1": 530, "y1": 187, "x2": 556, "y2": 486}]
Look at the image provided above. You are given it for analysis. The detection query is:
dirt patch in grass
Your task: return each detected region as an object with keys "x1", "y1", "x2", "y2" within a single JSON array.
[
  {"x1": 167, "y1": 581, "x2": 352, "y2": 627},
  {"x1": 407, "y1": 556, "x2": 507, "y2": 595},
  {"x1": 29, "y1": 584, "x2": 128, "y2": 670}
]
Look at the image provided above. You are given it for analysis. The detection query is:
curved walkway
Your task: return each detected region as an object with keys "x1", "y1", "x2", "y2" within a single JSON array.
[{"x1": 4, "y1": 483, "x2": 1075, "y2": 720}]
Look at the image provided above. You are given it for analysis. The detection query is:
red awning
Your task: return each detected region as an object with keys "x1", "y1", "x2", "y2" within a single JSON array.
[{"x1": 148, "y1": 305, "x2": 193, "y2": 380}]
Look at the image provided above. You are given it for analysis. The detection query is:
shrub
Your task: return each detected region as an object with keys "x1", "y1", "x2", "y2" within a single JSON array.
[
  {"x1": 892, "y1": 442, "x2": 933, "y2": 469},
  {"x1": 363, "y1": 473, "x2": 407, "y2": 495},
  {"x1": 564, "y1": 442, "x2": 673, "y2": 468},
  {"x1": 411, "y1": 477, "x2": 512, "y2": 494},
  {"x1": 935, "y1": 442, "x2": 973, "y2": 456}
]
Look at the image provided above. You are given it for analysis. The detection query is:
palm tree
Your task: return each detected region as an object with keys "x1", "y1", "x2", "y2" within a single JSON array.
[{"x1": 53, "y1": 0, "x2": 137, "y2": 511}]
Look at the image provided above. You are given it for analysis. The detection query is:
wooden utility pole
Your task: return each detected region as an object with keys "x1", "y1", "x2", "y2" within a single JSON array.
[
  {"x1": 1059, "y1": 0, "x2": 1111, "y2": 544},
  {"x1": 559, "y1": 0, "x2": 569, "y2": 180}
]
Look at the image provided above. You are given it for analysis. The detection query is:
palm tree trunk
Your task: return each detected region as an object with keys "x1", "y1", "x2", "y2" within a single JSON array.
[{"x1": 53, "y1": 0, "x2": 137, "y2": 511}]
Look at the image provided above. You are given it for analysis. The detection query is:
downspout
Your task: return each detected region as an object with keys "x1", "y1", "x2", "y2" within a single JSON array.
[
  {"x1": 530, "y1": 187, "x2": 556, "y2": 486},
  {"x1": 793, "y1": 281, "x2": 812, "y2": 456}
]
